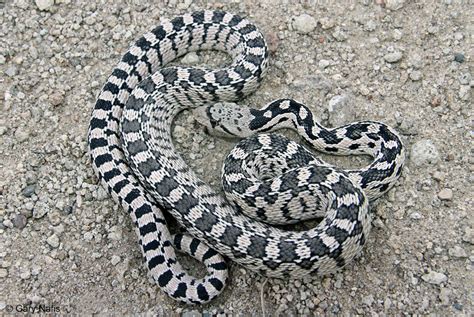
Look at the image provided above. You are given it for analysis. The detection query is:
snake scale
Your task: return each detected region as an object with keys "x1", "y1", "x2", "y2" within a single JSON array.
[{"x1": 88, "y1": 10, "x2": 405, "y2": 304}]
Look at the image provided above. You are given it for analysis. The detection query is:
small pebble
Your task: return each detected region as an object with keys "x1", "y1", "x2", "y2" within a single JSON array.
[
  {"x1": 410, "y1": 212, "x2": 423, "y2": 220},
  {"x1": 410, "y1": 139, "x2": 440, "y2": 166},
  {"x1": 319, "y1": 59, "x2": 330, "y2": 69},
  {"x1": 422, "y1": 271, "x2": 447, "y2": 285},
  {"x1": 409, "y1": 70, "x2": 422, "y2": 81},
  {"x1": 362, "y1": 295, "x2": 374, "y2": 306},
  {"x1": 319, "y1": 17, "x2": 335, "y2": 30},
  {"x1": 22, "y1": 184, "x2": 36, "y2": 197},
  {"x1": 20, "y1": 270, "x2": 31, "y2": 280},
  {"x1": 111, "y1": 255, "x2": 121, "y2": 266},
  {"x1": 453, "y1": 302, "x2": 463, "y2": 311},
  {"x1": 181, "y1": 310, "x2": 202, "y2": 317},
  {"x1": 13, "y1": 214, "x2": 27, "y2": 229},
  {"x1": 35, "y1": 0, "x2": 54, "y2": 10},
  {"x1": 49, "y1": 92, "x2": 64, "y2": 106},
  {"x1": 458, "y1": 85, "x2": 470, "y2": 101},
  {"x1": 438, "y1": 188, "x2": 453, "y2": 201},
  {"x1": 385, "y1": 0, "x2": 406, "y2": 10},
  {"x1": 463, "y1": 227, "x2": 474, "y2": 244},
  {"x1": 384, "y1": 51, "x2": 403, "y2": 63},
  {"x1": 0, "y1": 269, "x2": 8, "y2": 278},
  {"x1": 432, "y1": 171, "x2": 445, "y2": 181},
  {"x1": 46, "y1": 234, "x2": 60, "y2": 248},
  {"x1": 108, "y1": 225, "x2": 123, "y2": 241},
  {"x1": 448, "y1": 246, "x2": 467, "y2": 258},
  {"x1": 439, "y1": 288, "x2": 451, "y2": 305},
  {"x1": 292, "y1": 14, "x2": 317, "y2": 34},
  {"x1": 15, "y1": 128, "x2": 30, "y2": 142},
  {"x1": 454, "y1": 53, "x2": 465, "y2": 63},
  {"x1": 5, "y1": 66, "x2": 18, "y2": 77}
]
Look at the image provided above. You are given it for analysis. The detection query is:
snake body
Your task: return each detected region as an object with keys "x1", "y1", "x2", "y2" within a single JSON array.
[{"x1": 88, "y1": 11, "x2": 405, "y2": 304}]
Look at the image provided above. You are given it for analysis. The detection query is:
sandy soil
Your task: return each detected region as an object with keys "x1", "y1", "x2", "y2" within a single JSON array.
[{"x1": 0, "y1": 0, "x2": 472, "y2": 315}]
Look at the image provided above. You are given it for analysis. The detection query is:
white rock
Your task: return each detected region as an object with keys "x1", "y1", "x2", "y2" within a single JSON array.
[
  {"x1": 410, "y1": 139, "x2": 440, "y2": 166},
  {"x1": 0, "y1": 268, "x2": 8, "y2": 278},
  {"x1": 111, "y1": 255, "x2": 121, "y2": 266},
  {"x1": 363, "y1": 294, "x2": 374, "y2": 306},
  {"x1": 410, "y1": 70, "x2": 422, "y2": 81},
  {"x1": 385, "y1": 0, "x2": 406, "y2": 10},
  {"x1": 319, "y1": 17, "x2": 335, "y2": 30},
  {"x1": 384, "y1": 51, "x2": 403, "y2": 63},
  {"x1": 438, "y1": 188, "x2": 453, "y2": 201},
  {"x1": 108, "y1": 225, "x2": 123, "y2": 241},
  {"x1": 459, "y1": 85, "x2": 470, "y2": 101},
  {"x1": 448, "y1": 246, "x2": 467, "y2": 258},
  {"x1": 318, "y1": 59, "x2": 330, "y2": 69},
  {"x1": 35, "y1": 0, "x2": 54, "y2": 10},
  {"x1": 410, "y1": 212, "x2": 423, "y2": 220},
  {"x1": 15, "y1": 128, "x2": 30, "y2": 142},
  {"x1": 292, "y1": 14, "x2": 317, "y2": 34},
  {"x1": 46, "y1": 234, "x2": 60, "y2": 248},
  {"x1": 422, "y1": 271, "x2": 447, "y2": 285},
  {"x1": 463, "y1": 227, "x2": 474, "y2": 244}
]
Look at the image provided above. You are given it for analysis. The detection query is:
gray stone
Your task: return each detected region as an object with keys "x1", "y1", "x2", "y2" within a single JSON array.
[
  {"x1": 292, "y1": 14, "x2": 317, "y2": 34},
  {"x1": 49, "y1": 92, "x2": 65, "y2": 106},
  {"x1": 35, "y1": 0, "x2": 54, "y2": 10},
  {"x1": 5, "y1": 66, "x2": 17, "y2": 77},
  {"x1": 362, "y1": 295, "x2": 374, "y2": 306},
  {"x1": 409, "y1": 212, "x2": 422, "y2": 220},
  {"x1": 448, "y1": 246, "x2": 467, "y2": 258},
  {"x1": 108, "y1": 225, "x2": 123, "y2": 241},
  {"x1": 318, "y1": 59, "x2": 330, "y2": 69},
  {"x1": 332, "y1": 27, "x2": 348, "y2": 42},
  {"x1": 410, "y1": 140, "x2": 440, "y2": 166},
  {"x1": 385, "y1": 0, "x2": 406, "y2": 10},
  {"x1": 438, "y1": 188, "x2": 453, "y2": 201},
  {"x1": 421, "y1": 271, "x2": 447, "y2": 285},
  {"x1": 181, "y1": 310, "x2": 202, "y2": 317},
  {"x1": 319, "y1": 17, "x2": 335, "y2": 30},
  {"x1": 459, "y1": 85, "x2": 470, "y2": 101},
  {"x1": 46, "y1": 234, "x2": 60, "y2": 248},
  {"x1": 0, "y1": 268, "x2": 8, "y2": 278},
  {"x1": 15, "y1": 128, "x2": 30, "y2": 142},
  {"x1": 13, "y1": 214, "x2": 27, "y2": 229},
  {"x1": 463, "y1": 227, "x2": 474, "y2": 244},
  {"x1": 111, "y1": 255, "x2": 121, "y2": 266},
  {"x1": 22, "y1": 185, "x2": 36, "y2": 197},
  {"x1": 384, "y1": 51, "x2": 403, "y2": 63},
  {"x1": 409, "y1": 70, "x2": 422, "y2": 81},
  {"x1": 454, "y1": 53, "x2": 465, "y2": 63}
]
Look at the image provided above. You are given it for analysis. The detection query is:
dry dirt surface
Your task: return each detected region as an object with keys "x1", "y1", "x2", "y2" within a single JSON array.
[{"x1": 0, "y1": 0, "x2": 472, "y2": 315}]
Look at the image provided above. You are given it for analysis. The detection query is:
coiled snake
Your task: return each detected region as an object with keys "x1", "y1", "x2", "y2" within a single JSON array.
[{"x1": 88, "y1": 10, "x2": 405, "y2": 304}]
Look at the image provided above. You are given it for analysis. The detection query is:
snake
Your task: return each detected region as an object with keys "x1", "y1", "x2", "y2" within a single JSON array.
[{"x1": 88, "y1": 10, "x2": 405, "y2": 304}]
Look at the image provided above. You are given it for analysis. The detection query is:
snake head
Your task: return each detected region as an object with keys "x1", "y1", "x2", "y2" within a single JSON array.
[{"x1": 193, "y1": 102, "x2": 253, "y2": 138}]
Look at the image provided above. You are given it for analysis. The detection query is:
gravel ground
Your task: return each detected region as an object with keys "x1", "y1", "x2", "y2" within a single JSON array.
[{"x1": 0, "y1": 0, "x2": 472, "y2": 315}]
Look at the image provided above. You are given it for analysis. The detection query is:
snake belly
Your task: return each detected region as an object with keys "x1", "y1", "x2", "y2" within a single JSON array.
[{"x1": 88, "y1": 10, "x2": 404, "y2": 304}]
